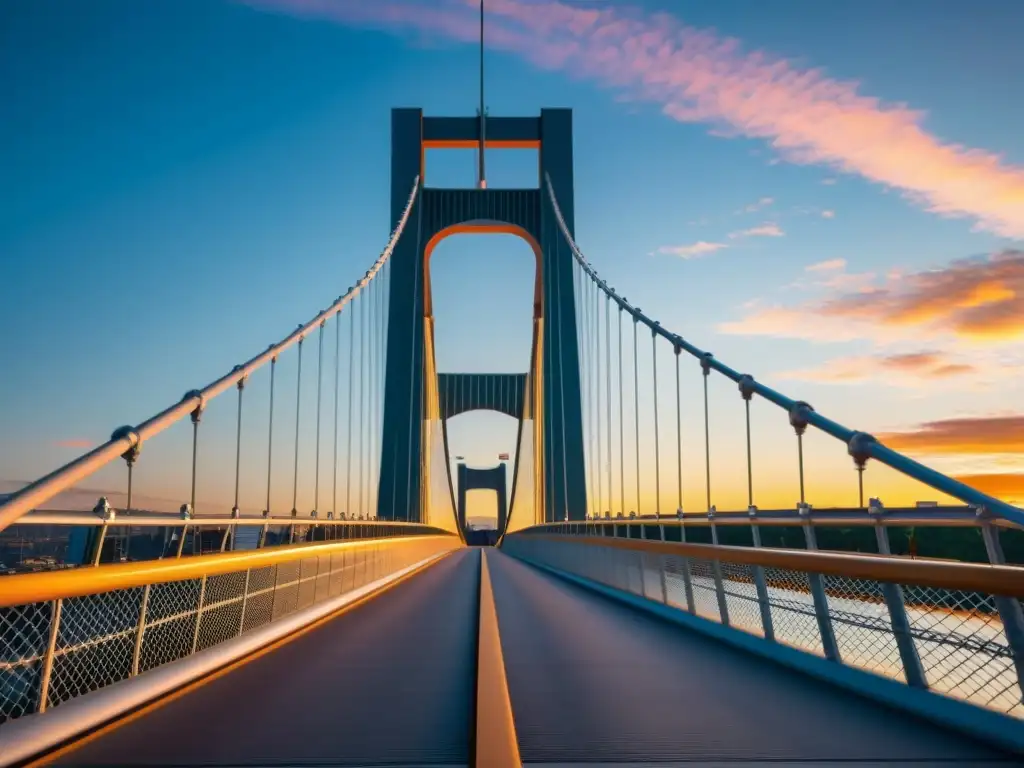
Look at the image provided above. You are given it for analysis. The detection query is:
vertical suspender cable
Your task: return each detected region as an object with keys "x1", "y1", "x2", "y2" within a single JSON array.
[
  {"x1": 291, "y1": 337, "x2": 304, "y2": 517},
  {"x1": 346, "y1": 305, "x2": 355, "y2": 517},
  {"x1": 359, "y1": 286, "x2": 367, "y2": 518},
  {"x1": 652, "y1": 332, "x2": 661, "y2": 519},
  {"x1": 233, "y1": 376, "x2": 245, "y2": 516},
  {"x1": 674, "y1": 347, "x2": 682, "y2": 513},
  {"x1": 618, "y1": 307, "x2": 625, "y2": 518},
  {"x1": 745, "y1": 397, "x2": 754, "y2": 508},
  {"x1": 407, "y1": 194, "x2": 424, "y2": 522},
  {"x1": 266, "y1": 358, "x2": 276, "y2": 516},
  {"x1": 605, "y1": 293, "x2": 612, "y2": 519},
  {"x1": 333, "y1": 310, "x2": 341, "y2": 515},
  {"x1": 314, "y1": 321, "x2": 325, "y2": 515},
  {"x1": 595, "y1": 280, "x2": 603, "y2": 519},
  {"x1": 703, "y1": 365, "x2": 712, "y2": 512},
  {"x1": 633, "y1": 317, "x2": 640, "y2": 517}
]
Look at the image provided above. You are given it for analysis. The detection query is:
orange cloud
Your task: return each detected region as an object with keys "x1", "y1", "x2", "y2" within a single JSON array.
[
  {"x1": 806, "y1": 258, "x2": 846, "y2": 272},
  {"x1": 245, "y1": 0, "x2": 1024, "y2": 237},
  {"x1": 777, "y1": 351, "x2": 977, "y2": 385},
  {"x1": 878, "y1": 415, "x2": 1024, "y2": 455},
  {"x1": 724, "y1": 249, "x2": 1024, "y2": 343},
  {"x1": 55, "y1": 438, "x2": 93, "y2": 449},
  {"x1": 952, "y1": 473, "x2": 1024, "y2": 505}
]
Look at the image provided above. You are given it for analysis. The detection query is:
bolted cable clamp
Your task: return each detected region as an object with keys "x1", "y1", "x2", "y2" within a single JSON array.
[
  {"x1": 748, "y1": 505, "x2": 758, "y2": 518},
  {"x1": 797, "y1": 501, "x2": 813, "y2": 517},
  {"x1": 183, "y1": 390, "x2": 205, "y2": 424},
  {"x1": 232, "y1": 365, "x2": 247, "y2": 391},
  {"x1": 738, "y1": 374, "x2": 756, "y2": 401},
  {"x1": 700, "y1": 352, "x2": 714, "y2": 376},
  {"x1": 868, "y1": 497, "x2": 886, "y2": 516},
  {"x1": 111, "y1": 425, "x2": 142, "y2": 466},
  {"x1": 179, "y1": 503, "x2": 193, "y2": 520},
  {"x1": 847, "y1": 431, "x2": 877, "y2": 468},
  {"x1": 93, "y1": 496, "x2": 115, "y2": 521},
  {"x1": 788, "y1": 401, "x2": 814, "y2": 436}
]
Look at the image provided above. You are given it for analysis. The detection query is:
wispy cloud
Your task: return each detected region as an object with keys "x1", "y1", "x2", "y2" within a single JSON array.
[
  {"x1": 742, "y1": 196, "x2": 774, "y2": 213},
  {"x1": 821, "y1": 209, "x2": 836, "y2": 219},
  {"x1": 878, "y1": 415, "x2": 1024, "y2": 455},
  {"x1": 777, "y1": 351, "x2": 977, "y2": 385},
  {"x1": 654, "y1": 241, "x2": 727, "y2": 258},
  {"x1": 244, "y1": 0, "x2": 1024, "y2": 237},
  {"x1": 729, "y1": 223, "x2": 784, "y2": 239},
  {"x1": 821, "y1": 178, "x2": 838, "y2": 186},
  {"x1": 806, "y1": 258, "x2": 846, "y2": 272},
  {"x1": 724, "y1": 249, "x2": 1024, "y2": 343},
  {"x1": 56, "y1": 439, "x2": 92, "y2": 449}
]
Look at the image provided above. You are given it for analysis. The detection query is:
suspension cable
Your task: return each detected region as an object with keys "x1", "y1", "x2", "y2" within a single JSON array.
[
  {"x1": 314, "y1": 320, "x2": 325, "y2": 515},
  {"x1": 359, "y1": 286, "x2": 367, "y2": 519},
  {"x1": 346, "y1": 304, "x2": 355, "y2": 517},
  {"x1": 674, "y1": 346, "x2": 682, "y2": 514},
  {"x1": 265, "y1": 357, "x2": 276, "y2": 517},
  {"x1": 554, "y1": 237, "x2": 570, "y2": 521},
  {"x1": 702, "y1": 362, "x2": 711, "y2": 512},
  {"x1": 291, "y1": 336, "x2": 304, "y2": 518},
  {"x1": 605, "y1": 293, "x2": 612, "y2": 519},
  {"x1": 633, "y1": 316, "x2": 640, "y2": 517},
  {"x1": 332, "y1": 310, "x2": 341, "y2": 516},
  {"x1": 652, "y1": 331, "x2": 661, "y2": 519},
  {"x1": 233, "y1": 375, "x2": 245, "y2": 517},
  {"x1": 595, "y1": 277, "x2": 603, "y2": 519},
  {"x1": 618, "y1": 306, "x2": 625, "y2": 518}
]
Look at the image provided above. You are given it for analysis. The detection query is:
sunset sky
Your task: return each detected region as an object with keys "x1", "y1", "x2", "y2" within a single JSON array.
[{"x1": 2, "y1": 0, "x2": 1022, "y2": 524}]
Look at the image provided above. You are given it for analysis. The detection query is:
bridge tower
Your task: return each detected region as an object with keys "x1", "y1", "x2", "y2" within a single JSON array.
[{"x1": 377, "y1": 109, "x2": 586, "y2": 525}]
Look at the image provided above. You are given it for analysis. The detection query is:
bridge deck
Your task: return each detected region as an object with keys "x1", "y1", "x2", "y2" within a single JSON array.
[
  {"x1": 52, "y1": 549, "x2": 481, "y2": 767},
  {"x1": 486, "y1": 550, "x2": 1009, "y2": 765}
]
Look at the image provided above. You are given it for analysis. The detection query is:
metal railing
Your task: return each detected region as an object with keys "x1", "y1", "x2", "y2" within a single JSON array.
[
  {"x1": 545, "y1": 174, "x2": 1024, "y2": 529},
  {"x1": 1, "y1": 500, "x2": 451, "y2": 573},
  {"x1": 502, "y1": 527, "x2": 1024, "y2": 721},
  {"x1": 0, "y1": 529, "x2": 459, "y2": 724},
  {"x1": 0, "y1": 178, "x2": 421, "y2": 535}
]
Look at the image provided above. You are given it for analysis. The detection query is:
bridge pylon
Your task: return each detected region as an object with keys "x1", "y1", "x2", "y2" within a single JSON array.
[{"x1": 377, "y1": 108, "x2": 586, "y2": 526}]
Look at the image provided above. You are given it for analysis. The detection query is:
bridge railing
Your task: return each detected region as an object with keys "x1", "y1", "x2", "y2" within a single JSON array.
[
  {"x1": 2, "y1": 504, "x2": 445, "y2": 572},
  {"x1": 0, "y1": 528, "x2": 459, "y2": 728},
  {"x1": 503, "y1": 525, "x2": 1024, "y2": 728},
  {"x1": 545, "y1": 175, "x2": 1024, "y2": 529}
]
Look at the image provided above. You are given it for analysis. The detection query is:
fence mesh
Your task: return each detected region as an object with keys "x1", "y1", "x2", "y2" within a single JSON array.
[{"x1": 0, "y1": 536, "x2": 456, "y2": 724}]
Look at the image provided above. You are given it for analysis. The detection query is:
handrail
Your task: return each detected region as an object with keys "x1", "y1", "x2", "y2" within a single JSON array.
[
  {"x1": 12, "y1": 511, "x2": 443, "y2": 528},
  {"x1": 516, "y1": 533, "x2": 1024, "y2": 598},
  {"x1": 0, "y1": 178, "x2": 421, "y2": 534},
  {"x1": 0, "y1": 532, "x2": 458, "y2": 607},
  {"x1": 543, "y1": 174, "x2": 1024, "y2": 528}
]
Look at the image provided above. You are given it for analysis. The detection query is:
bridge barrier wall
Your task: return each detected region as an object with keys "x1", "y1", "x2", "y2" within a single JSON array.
[
  {"x1": 501, "y1": 529, "x2": 1024, "y2": 753},
  {"x1": 0, "y1": 532, "x2": 461, "y2": 731}
]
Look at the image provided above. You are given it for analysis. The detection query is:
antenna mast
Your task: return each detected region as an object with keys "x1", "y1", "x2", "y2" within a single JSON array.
[{"x1": 478, "y1": 0, "x2": 487, "y2": 189}]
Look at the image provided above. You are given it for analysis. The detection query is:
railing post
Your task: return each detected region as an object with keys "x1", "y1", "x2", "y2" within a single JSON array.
[
  {"x1": 190, "y1": 575, "x2": 208, "y2": 655},
  {"x1": 748, "y1": 506, "x2": 775, "y2": 642},
  {"x1": 658, "y1": 523, "x2": 668, "y2": 603},
  {"x1": 36, "y1": 598, "x2": 63, "y2": 713},
  {"x1": 708, "y1": 507, "x2": 730, "y2": 626},
  {"x1": 978, "y1": 507, "x2": 1024, "y2": 701},
  {"x1": 868, "y1": 501, "x2": 926, "y2": 688},
  {"x1": 131, "y1": 584, "x2": 151, "y2": 677},
  {"x1": 90, "y1": 497, "x2": 114, "y2": 565},
  {"x1": 677, "y1": 510, "x2": 696, "y2": 614},
  {"x1": 800, "y1": 503, "x2": 841, "y2": 662},
  {"x1": 238, "y1": 567, "x2": 252, "y2": 636}
]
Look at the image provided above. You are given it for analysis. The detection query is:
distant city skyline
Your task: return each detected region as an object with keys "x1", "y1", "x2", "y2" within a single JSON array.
[{"x1": 2, "y1": 1, "x2": 1022, "y2": 522}]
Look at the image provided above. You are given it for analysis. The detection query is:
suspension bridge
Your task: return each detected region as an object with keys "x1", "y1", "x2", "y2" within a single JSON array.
[{"x1": 1, "y1": 108, "x2": 1024, "y2": 766}]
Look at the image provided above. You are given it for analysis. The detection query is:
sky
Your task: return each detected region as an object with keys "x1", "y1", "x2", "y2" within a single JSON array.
[{"x1": 2, "y1": 0, "x2": 1023, "y2": 525}]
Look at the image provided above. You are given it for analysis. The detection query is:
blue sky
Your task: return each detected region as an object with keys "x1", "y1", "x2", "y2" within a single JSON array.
[{"x1": 2, "y1": 0, "x2": 1023, "y2": 521}]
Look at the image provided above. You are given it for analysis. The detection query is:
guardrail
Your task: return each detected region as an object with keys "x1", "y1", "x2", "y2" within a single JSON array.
[
  {"x1": 0, "y1": 530, "x2": 460, "y2": 725},
  {"x1": 502, "y1": 527, "x2": 1024, "y2": 725}
]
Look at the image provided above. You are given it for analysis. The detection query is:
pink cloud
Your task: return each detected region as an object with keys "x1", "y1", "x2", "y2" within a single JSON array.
[
  {"x1": 243, "y1": 0, "x2": 1024, "y2": 237},
  {"x1": 805, "y1": 258, "x2": 846, "y2": 272},
  {"x1": 654, "y1": 241, "x2": 727, "y2": 258},
  {"x1": 724, "y1": 249, "x2": 1024, "y2": 343},
  {"x1": 729, "y1": 223, "x2": 784, "y2": 238},
  {"x1": 776, "y1": 351, "x2": 978, "y2": 386},
  {"x1": 821, "y1": 209, "x2": 835, "y2": 219}
]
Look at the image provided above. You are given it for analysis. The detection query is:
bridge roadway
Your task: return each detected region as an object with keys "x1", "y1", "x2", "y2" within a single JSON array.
[{"x1": 46, "y1": 549, "x2": 1009, "y2": 767}]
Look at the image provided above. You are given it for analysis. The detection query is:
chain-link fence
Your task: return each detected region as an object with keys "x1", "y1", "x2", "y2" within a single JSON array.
[
  {"x1": 502, "y1": 533, "x2": 1024, "y2": 720},
  {"x1": 1, "y1": 535, "x2": 458, "y2": 724}
]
